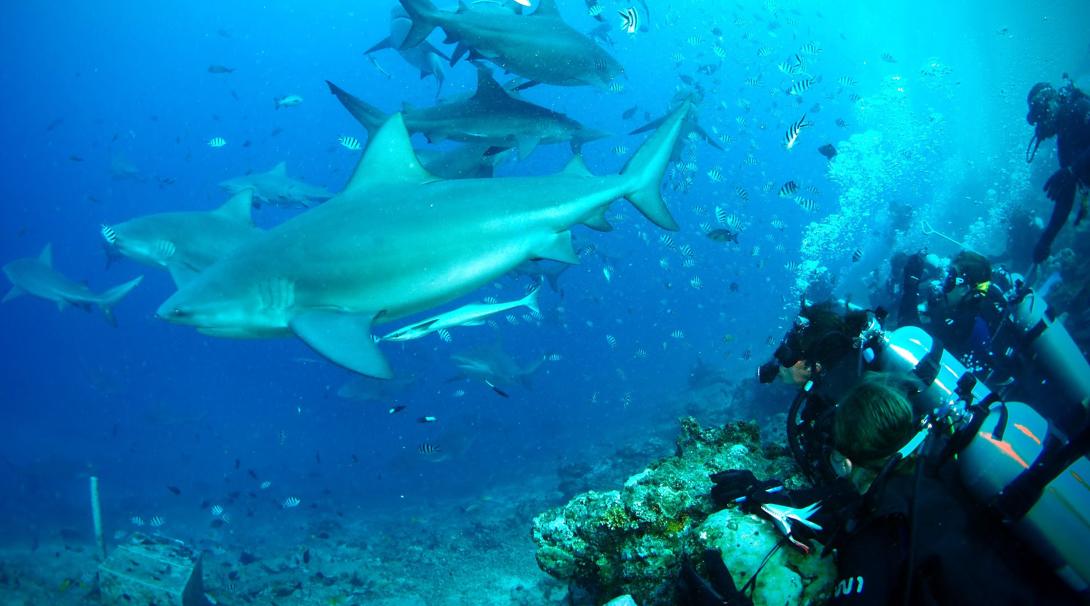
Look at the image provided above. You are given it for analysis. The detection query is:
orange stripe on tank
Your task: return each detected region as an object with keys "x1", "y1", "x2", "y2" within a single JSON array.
[
  {"x1": 1013, "y1": 423, "x2": 1042, "y2": 446},
  {"x1": 979, "y1": 432, "x2": 1030, "y2": 469},
  {"x1": 1070, "y1": 471, "x2": 1089, "y2": 492}
]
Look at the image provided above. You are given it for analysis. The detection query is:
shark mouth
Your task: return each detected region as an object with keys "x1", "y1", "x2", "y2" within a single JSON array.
[{"x1": 100, "y1": 224, "x2": 118, "y2": 246}]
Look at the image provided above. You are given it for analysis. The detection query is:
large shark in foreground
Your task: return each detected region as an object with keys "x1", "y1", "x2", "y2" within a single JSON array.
[
  {"x1": 327, "y1": 65, "x2": 608, "y2": 159},
  {"x1": 397, "y1": 0, "x2": 623, "y2": 89},
  {"x1": 157, "y1": 102, "x2": 688, "y2": 378},
  {"x1": 3, "y1": 245, "x2": 143, "y2": 325},
  {"x1": 101, "y1": 189, "x2": 261, "y2": 287},
  {"x1": 219, "y1": 162, "x2": 333, "y2": 208}
]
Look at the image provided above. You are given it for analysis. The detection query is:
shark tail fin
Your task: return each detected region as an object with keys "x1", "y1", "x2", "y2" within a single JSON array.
[
  {"x1": 397, "y1": 0, "x2": 439, "y2": 49},
  {"x1": 620, "y1": 103, "x2": 690, "y2": 231},
  {"x1": 521, "y1": 286, "x2": 541, "y2": 317},
  {"x1": 97, "y1": 275, "x2": 143, "y2": 326},
  {"x1": 326, "y1": 81, "x2": 387, "y2": 140}
]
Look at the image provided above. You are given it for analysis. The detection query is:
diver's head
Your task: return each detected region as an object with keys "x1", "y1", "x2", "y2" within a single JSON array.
[
  {"x1": 943, "y1": 251, "x2": 991, "y2": 304},
  {"x1": 758, "y1": 302, "x2": 858, "y2": 385},
  {"x1": 834, "y1": 373, "x2": 920, "y2": 471},
  {"x1": 1026, "y1": 82, "x2": 1060, "y2": 161}
]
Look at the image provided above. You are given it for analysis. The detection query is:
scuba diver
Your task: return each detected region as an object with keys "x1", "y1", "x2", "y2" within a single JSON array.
[
  {"x1": 680, "y1": 370, "x2": 1087, "y2": 606},
  {"x1": 1025, "y1": 78, "x2": 1090, "y2": 265},
  {"x1": 899, "y1": 250, "x2": 1011, "y2": 374},
  {"x1": 899, "y1": 249, "x2": 1090, "y2": 432}
]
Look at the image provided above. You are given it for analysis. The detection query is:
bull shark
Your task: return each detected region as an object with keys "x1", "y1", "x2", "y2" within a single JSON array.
[
  {"x1": 156, "y1": 102, "x2": 687, "y2": 378},
  {"x1": 100, "y1": 189, "x2": 261, "y2": 287},
  {"x1": 415, "y1": 142, "x2": 512, "y2": 179},
  {"x1": 366, "y1": 5, "x2": 450, "y2": 98},
  {"x1": 327, "y1": 65, "x2": 608, "y2": 160},
  {"x1": 397, "y1": 0, "x2": 624, "y2": 89},
  {"x1": 219, "y1": 162, "x2": 333, "y2": 208},
  {"x1": 3, "y1": 245, "x2": 143, "y2": 325},
  {"x1": 449, "y1": 342, "x2": 544, "y2": 392}
]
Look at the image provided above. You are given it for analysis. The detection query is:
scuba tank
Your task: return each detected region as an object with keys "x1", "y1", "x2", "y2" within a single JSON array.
[
  {"x1": 1007, "y1": 288, "x2": 1090, "y2": 411},
  {"x1": 959, "y1": 401, "x2": 1090, "y2": 593},
  {"x1": 873, "y1": 325, "x2": 1090, "y2": 593}
]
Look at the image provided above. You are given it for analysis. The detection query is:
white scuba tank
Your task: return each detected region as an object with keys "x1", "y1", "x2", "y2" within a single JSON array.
[
  {"x1": 873, "y1": 325, "x2": 993, "y2": 415},
  {"x1": 874, "y1": 325, "x2": 1090, "y2": 593},
  {"x1": 1008, "y1": 289, "x2": 1090, "y2": 410}
]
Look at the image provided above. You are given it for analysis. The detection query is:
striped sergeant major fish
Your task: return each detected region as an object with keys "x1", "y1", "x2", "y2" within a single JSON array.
[
  {"x1": 618, "y1": 7, "x2": 638, "y2": 34},
  {"x1": 787, "y1": 77, "x2": 817, "y2": 96},
  {"x1": 783, "y1": 114, "x2": 811, "y2": 150}
]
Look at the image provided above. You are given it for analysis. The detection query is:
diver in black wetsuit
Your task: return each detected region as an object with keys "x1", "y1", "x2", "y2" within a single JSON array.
[
  {"x1": 899, "y1": 250, "x2": 1010, "y2": 374},
  {"x1": 1026, "y1": 79, "x2": 1090, "y2": 265},
  {"x1": 679, "y1": 373, "x2": 1084, "y2": 606}
]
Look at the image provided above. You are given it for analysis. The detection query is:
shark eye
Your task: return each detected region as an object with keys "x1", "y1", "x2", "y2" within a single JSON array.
[{"x1": 168, "y1": 308, "x2": 190, "y2": 318}]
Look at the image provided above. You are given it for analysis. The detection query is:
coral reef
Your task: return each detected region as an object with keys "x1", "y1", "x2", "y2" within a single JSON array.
[{"x1": 531, "y1": 418, "x2": 834, "y2": 605}]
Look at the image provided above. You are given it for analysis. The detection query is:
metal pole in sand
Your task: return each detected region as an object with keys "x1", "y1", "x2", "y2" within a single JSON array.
[{"x1": 90, "y1": 476, "x2": 106, "y2": 560}]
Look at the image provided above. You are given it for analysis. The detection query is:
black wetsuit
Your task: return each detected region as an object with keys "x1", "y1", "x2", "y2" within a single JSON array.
[
  {"x1": 828, "y1": 467, "x2": 1081, "y2": 606},
  {"x1": 900, "y1": 280, "x2": 1009, "y2": 375},
  {"x1": 1035, "y1": 86, "x2": 1090, "y2": 264}
]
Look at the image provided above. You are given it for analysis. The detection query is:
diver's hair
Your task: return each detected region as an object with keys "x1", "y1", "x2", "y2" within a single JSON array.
[
  {"x1": 793, "y1": 301, "x2": 870, "y2": 368},
  {"x1": 953, "y1": 250, "x2": 992, "y2": 286},
  {"x1": 835, "y1": 372, "x2": 921, "y2": 469}
]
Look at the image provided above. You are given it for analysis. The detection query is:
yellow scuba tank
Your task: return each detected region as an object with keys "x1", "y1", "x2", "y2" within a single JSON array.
[
  {"x1": 1008, "y1": 290, "x2": 1090, "y2": 410},
  {"x1": 959, "y1": 401, "x2": 1090, "y2": 593}
]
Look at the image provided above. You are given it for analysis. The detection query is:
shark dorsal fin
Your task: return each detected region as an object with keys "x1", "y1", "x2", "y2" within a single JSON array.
[
  {"x1": 345, "y1": 113, "x2": 435, "y2": 190},
  {"x1": 561, "y1": 155, "x2": 593, "y2": 177},
  {"x1": 534, "y1": 0, "x2": 560, "y2": 17},
  {"x1": 215, "y1": 188, "x2": 255, "y2": 225},
  {"x1": 39, "y1": 243, "x2": 53, "y2": 267},
  {"x1": 456, "y1": 0, "x2": 469, "y2": 13},
  {"x1": 472, "y1": 65, "x2": 512, "y2": 105},
  {"x1": 269, "y1": 161, "x2": 287, "y2": 176}
]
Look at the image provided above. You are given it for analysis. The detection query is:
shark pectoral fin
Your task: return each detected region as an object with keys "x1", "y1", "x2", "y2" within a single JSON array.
[
  {"x1": 450, "y1": 43, "x2": 469, "y2": 66},
  {"x1": 166, "y1": 264, "x2": 201, "y2": 289},
  {"x1": 532, "y1": 231, "x2": 580, "y2": 264},
  {"x1": 56, "y1": 298, "x2": 70, "y2": 312},
  {"x1": 290, "y1": 311, "x2": 393, "y2": 379},
  {"x1": 516, "y1": 136, "x2": 540, "y2": 160},
  {"x1": 2, "y1": 286, "x2": 24, "y2": 303}
]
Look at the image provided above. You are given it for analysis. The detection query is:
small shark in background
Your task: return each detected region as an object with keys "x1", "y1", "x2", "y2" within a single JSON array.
[
  {"x1": 327, "y1": 64, "x2": 609, "y2": 160},
  {"x1": 157, "y1": 102, "x2": 688, "y2": 378},
  {"x1": 414, "y1": 142, "x2": 514, "y2": 179},
  {"x1": 366, "y1": 5, "x2": 450, "y2": 98},
  {"x1": 380, "y1": 287, "x2": 540, "y2": 342},
  {"x1": 449, "y1": 341, "x2": 545, "y2": 393},
  {"x1": 397, "y1": 0, "x2": 624, "y2": 89},
  {"x1": 3, "y1": 244, "x2": 143, "y2": 326},
  {"x1": 101, "y1": 189, "x2": 261, "y2": 287},
  {"x1": 219, "y1": 162, "x2": 333, "y2": 209}
]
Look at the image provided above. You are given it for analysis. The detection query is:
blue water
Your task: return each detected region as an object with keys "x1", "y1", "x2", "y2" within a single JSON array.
[{"x1": 2, "y1": 0, "x2": 1088, "y2": 602}]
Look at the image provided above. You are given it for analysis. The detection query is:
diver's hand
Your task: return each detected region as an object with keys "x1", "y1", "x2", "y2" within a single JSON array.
[
  {"x1": 677, "y1": 549, "x2": 754, "y2": 606},
  {"x1": 710, "y1": 469, "x2": 780, "y2": 508},
  {"x1": 1044, "y1": 166, "x2": 1077, "y2": 207}
]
